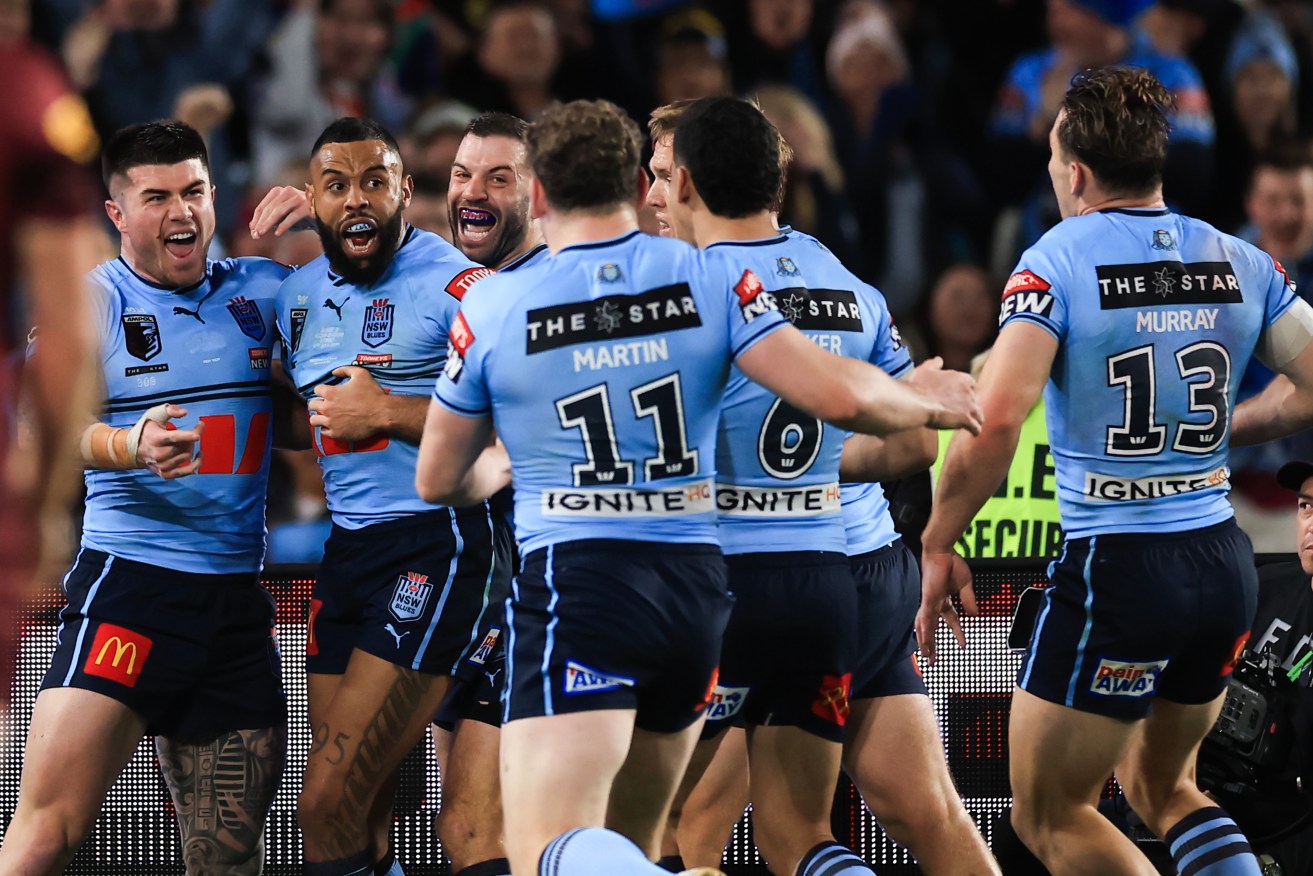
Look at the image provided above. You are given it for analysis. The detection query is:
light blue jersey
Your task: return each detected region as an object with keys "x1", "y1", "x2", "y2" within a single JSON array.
[
  {"x1": 1001, "y1": 207, "x2": 1296, "y2": 537},
  {"x1": 84, "y1": 257, "x2": 289, "y2": 574},
  {"x1": 277, "y1": 226, "x2": 492, "y2": 527},
  {"x1": 434, "y1": 230, "x2": 788, "y2": 554},
  {"x1": 709, "y1": 231, "x2": 911, "y2": 555}
]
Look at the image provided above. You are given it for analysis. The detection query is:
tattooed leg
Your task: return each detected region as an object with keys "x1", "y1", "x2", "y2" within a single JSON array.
[
  {"x1": 157, "y1": 725, "x2": 288, "y2": 876},
  {"x1": 298, "y1": 649, "x2": 452, "y2": 863}
]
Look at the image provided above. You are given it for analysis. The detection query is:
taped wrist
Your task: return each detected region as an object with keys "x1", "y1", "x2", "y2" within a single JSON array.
[
  {"x1": 78, "y1": 423, "x2": 130, "y2": 468},
  {"x1": 125, "y1": 404, "x2": 174, "y2": 465}
]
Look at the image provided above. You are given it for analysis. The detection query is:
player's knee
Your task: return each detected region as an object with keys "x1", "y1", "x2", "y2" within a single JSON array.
[
  {"x1": 1008, "y1": 798, "x2": 1052, "y2": 858},
  {"x1": 6, "y1": 804, "x2": 95, "y2": 865},
  {"x1": 182, "y1": 833, "x2": 263, "y2": 875},
  {"x1": 296, "y1": 782, "x2": 346, "y2": 838},
  {"x1": 1117, "y1": 767, "x2": 1186, "y2": 832},
  {"x1": 435, "y1": 803, "x2": 499, "y2": 866}
]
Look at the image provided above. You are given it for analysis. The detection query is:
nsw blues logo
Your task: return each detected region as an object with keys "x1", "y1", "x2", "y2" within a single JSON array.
[
  {"x1": 122, "y1": 313, "x2": 162, "y2": 361},
  {"x1": 362, "y1": 298, "x2": 395, "y2": 348},
  {"x1": 389, "y1": 571, "x2": 432, "y2": 622},
  {"x1": 226, "y1": 296, "x2": 267, "y2": 341}
]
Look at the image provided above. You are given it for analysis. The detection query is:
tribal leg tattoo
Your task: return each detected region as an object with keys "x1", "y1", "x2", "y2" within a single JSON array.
[{"x1": 157, "y1": 726, "x2": 288, "y2": 875}]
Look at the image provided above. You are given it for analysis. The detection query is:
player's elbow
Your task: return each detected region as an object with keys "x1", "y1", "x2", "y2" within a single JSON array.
[{"x1": 415, "y1": 464, "x2": 460, "y2": 505}]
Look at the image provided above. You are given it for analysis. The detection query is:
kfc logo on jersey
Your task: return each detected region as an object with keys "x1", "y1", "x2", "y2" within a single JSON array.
[
  {"x1": 1089, "y1": 658, "x2": 1169, "y2": 697},
  {"x1": 445, "y1": 266, "x2": 495, "y2": 300},
  {"x1": 704, "y1": 684, "x2": 750, "y2": 722},
  {"x1": 999, "y1": 270, "x2": 1055, "y2": 326},
  {"x1": 362, "y1": 298, "x2": 395, "y2": 348},
  {"x1": 445, "y1": 313, "x2": 474, "y2": 382},
  {"x1": 563, "y1": 659, "x2": 635, "y2": 695},
  {"x1": 735, "y1": 269, "x2": 778, "y2": 323},
  {"x1": 83, "y1": 623, "x2": 153, "y2": 688},
  {"x1": 226, "y1": 296, "x2": 267, "y2": 341},
  {"x1": 389, "y1": 572, "x2": 432, "y2": 622}
]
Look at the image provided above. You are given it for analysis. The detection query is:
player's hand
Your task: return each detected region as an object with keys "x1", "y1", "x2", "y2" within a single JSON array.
[
  {"x1": 138, "y1": 405, "x2": 205, "y2": 479},
  {"x1": 250, "y1": 186, "x2": 314, "y2": 240},
  {"x1": 914, "y1": 357, "x2": 983, "y2": 435},
  {"x1": 173, "y1": 83, "x2": 233, "y2": 136},
  {"x1": 916, "y1": 549, "x2": 978, "y2": 664},
  {"x1": 310, "y1": 366, "x2": 385, "y2": 442}
]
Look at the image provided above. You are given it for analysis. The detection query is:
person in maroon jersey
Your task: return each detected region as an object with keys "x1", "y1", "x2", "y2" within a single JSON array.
[{"x1": 0, "y1": 36, "x2": 99, "y2": 711}]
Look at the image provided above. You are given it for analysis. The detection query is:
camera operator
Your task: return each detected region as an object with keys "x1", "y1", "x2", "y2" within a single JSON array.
[{"x1": 1199, "y1": 459, "x2": 1313, "y2": 875}]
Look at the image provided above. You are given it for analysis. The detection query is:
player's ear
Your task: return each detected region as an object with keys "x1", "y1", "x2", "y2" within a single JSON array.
[
  {"x1": 400, "y1": 173, "x2": 414, "y2": 210},
  {"x1": 674, "y1": 166, "x2": 693, "y2": 206},
  {"x1": 634, "y1": 166, "x2": 651, "y2": 211},
  {"x1": 529, "y1": 175, "x2": 548, "y2": 220},
  {"x1": 104, "y1": 198, "x2": 126, "y2": 232},
  {"x1": 1069, "y1": 161, "x2": 1086, "y2": 199},
  {"x1": 305, "y1": 183, "x2": 317, "y2": 214}
]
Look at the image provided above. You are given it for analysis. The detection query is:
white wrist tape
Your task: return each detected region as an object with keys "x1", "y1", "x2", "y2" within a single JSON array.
[{"x1": 125, "y1": 404, "x2": 174, "y2": 465}]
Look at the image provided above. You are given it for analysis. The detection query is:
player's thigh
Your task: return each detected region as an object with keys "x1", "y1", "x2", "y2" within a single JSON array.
[
  {"x1": 16, "y1": 687, "x2": 146, "y2": 824},
  {"x1": 440, "y1": 718, "x2": 503, "y2": 831},
  {"x1": 1008, "y1": 687, "x2": 1139, "y2": 816},
  {"x1": 843, "y1": 694, "x2": 954, "y2": 817}
]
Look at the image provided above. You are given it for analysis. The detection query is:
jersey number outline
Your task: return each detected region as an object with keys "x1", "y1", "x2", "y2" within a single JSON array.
[
  {"x1": 757, "y1": 398, "x2": 823, "y2": 479},
  {"x1": 555, "y1": 372, "x2": 697, "y2": 487},
  {"x1": 1105, "y1": 341, "x2": 1231, "y2": 457}
]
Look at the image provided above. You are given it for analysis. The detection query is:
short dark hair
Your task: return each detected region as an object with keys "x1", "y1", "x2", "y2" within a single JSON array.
[
  {"x1": 1252, "y1": 140, "x2": 1313, "y2": 180},
  {"x1": 673, "y1": 96, "x2": 781, "y2": 219},
  {"x1": 528, "y1": 100, "x2": 643, "y2": 213},
  {"x1": 466, "y1": 111, "x2": 530, "y2": 143},
  {"x1": 101, "y1": 121, "x2": 210, "y2": 190},
  {"x1": 311, "y1": 117, "x2": 402, "y2": 161},
  {"x1": 1057, "y1": 66, "x2": 1174, "y2": 197}
]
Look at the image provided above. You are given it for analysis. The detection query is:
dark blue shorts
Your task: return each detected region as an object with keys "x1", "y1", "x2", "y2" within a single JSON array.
[
  {"x1": 851, "y1": 540, "x2": 926, "y2": 700},
  {"x1": 1019, "y1": 518, "x2": 1257, "y2": 720},
  {"x1": 504, "y1": 539, "x2": 731, "y2": 733},
  {"x1": 703, "y1": 550, "x2": 858, "y2": 743},
  {"x1": 308, "y1": 506, "x2": 508, "y2": 677},
  {"x1": 43, "y1": 550, "x2": 285, "y2": 739},
  {"x1": 434, "y1": 630, "x2": 505, "y2": 731}
]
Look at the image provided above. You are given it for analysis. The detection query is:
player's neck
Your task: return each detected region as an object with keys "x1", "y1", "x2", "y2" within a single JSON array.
[
  {"x1": 541, "y1": 206, "x2": 639, "y2": 254},
  {"x1": 1076, "y1": 189, "x2": 1166, "y2": 216},
  {"x1": 496, "y1": 228, "x2": 547, "y2": 268},
  {"x1": 692, "y1": 211, "x2": 780, "y2": 247}
]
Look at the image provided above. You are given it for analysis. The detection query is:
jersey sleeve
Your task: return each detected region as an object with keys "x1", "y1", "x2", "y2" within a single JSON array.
[
  {"x1": 1264, "y1": 254, "x2": 1299, "y2": 327},
  {"x1": 433, "y1": 303, "x2": 492, "y2": 418},
  {"x1": 721, "y1": 265, "x2": 789, "y2": 359},
  {"x1": 999, "y1": 245, "x2": 1067, "y2": 341},
  {"x1": 421, "y1": 264, "x2": 496, "y2": 345},
  {"x1": 866, "y1": 287, "x2": 913, "y2": 377}
]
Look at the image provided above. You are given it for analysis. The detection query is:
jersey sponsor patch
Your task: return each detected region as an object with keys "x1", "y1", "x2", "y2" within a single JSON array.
[
  {"x1": 1085, "y1": 466, "x2": 1229, "y2": 501},
  {"x1": 1275, "y1": 257, "x2": 1298, "y2": 295},
  {"x1": 776, "y1": 288, "x2": 863, "y2": 331},
  {"x1": 704, "y1": 683, "x2": 750, "y2": 722},
  {"x1": 445, "y1": 312, "x2": 474, "y2": 382},
  {"x1": 541, "y1": 479, "x2": 715, "y2": 517},
  {"x1": 249, "y1": 347, "x2": 271, "y2": 369},
  {"x1": 83, "y1": 623, "x2": 153, "y2": 688},
  {"x1": 468, "y1": 627, "x2": 500, "y2": 666},
  {"x1": 122, "y1": 313, "x2": 163, "y2": 361},
  {"x1": 389, "y1": 571, "x2": 433, "y2": 622},
  {"x1": 226, "y1": 296, "x2": 267, "y2": 341},
  {"x1": 1000, "y1": 271, "x2": 1056, "y2": 325},
  {"x1": 354, "y1": 352, "x2": 393, "y2": 367},
  {"x1": 810, "y1": 672, "x2": 852, "y2": 725},
  {"x1": 1089, "y1": 657, "x2": 1168, "y2": 697},
  {"x1": 715, "y1": 482, "x2": 842, "y2": 517},
  {"x1": 563, "y1": 659, "x2": 635, "y2": 695},
  {"x1": 289, "y1": 307, "x2": 308, "y2": 353},
  {"x1": 445, "y1": 266, "x2": 495, "y2": 300},
  {"x1": 362, "y1": 298, "x2": 395, "y2": 348},
  {"x1": 525, "y1": 284, "x2": 701, "y2": 353},
  {"x1": 1096, "y1": 261, "x2": 1241, "y2": 309},
  {"x1": 125, "y1": 363, "x2": 169, "y2": 377},
  {"x1": 735, "y1": 269, "x2": 778, "y2": 323}
]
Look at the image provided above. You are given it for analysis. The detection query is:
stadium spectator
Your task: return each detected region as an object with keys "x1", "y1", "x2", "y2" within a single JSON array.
[
  {"x1": 653, "y1": 14, "x2": 731, "y2": 107},
  {"x1": 723, "y1": 0, "x2": 828, "y2": 110},
  {"x1": 401, "y1": 100, "x2": 479, "y2": 185},
  {"x1": 450, "y1": 1, "x2": 562, "y2": 121},
  {"x1": 910, "y1": 263, "x2": 998, "y2": 372}
]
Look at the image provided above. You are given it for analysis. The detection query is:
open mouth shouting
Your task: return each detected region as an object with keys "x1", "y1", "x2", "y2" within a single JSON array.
[
  {"x1": 458, "y1": 208, "x2": 499, "y2": 248},
  {"x1": 164, "y1": 229, "x2": 199, "y2": 260},
  {"x1": 341, "y1": 216, "x2": 381, "y2": 257}
]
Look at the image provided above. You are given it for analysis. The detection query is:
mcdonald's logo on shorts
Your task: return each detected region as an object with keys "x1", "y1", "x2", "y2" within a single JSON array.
[{"x1": 83, "y1": 623, "x2": 153, "y2": 687}]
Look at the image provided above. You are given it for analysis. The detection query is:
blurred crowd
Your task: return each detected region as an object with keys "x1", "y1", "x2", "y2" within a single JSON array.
[{"x1": 24, "y1": 0, "x2": 1313, "y2": 556}]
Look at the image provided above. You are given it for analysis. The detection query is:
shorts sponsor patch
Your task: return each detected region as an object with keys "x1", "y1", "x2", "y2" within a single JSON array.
[
  {"x1": 469, "y1": 627, "x2": 500, "y2": 666},
  {"x1": 563, "y1": 659, "x2": 635, "y2": 696},
  {"x1": 704, "y1": 684, "x2": 750, "y2": 722},
  {"x1": 83, "y1": 623, "x2": 153, "y2": 688},
  {"x1": 389, "y1": 572, "x2": 433, "y2": 622},
  {"x1": 811, "y1": 672, "x2": 852, "y2": 725},
  {"x1": 1089, "y1": 657, "x2": 1169, "y2": 697}
]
